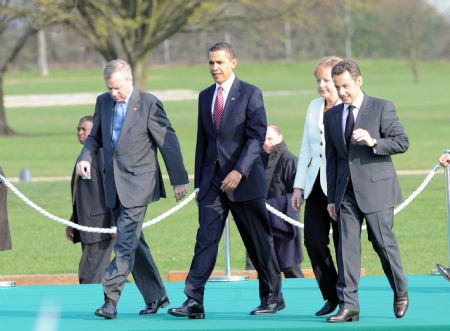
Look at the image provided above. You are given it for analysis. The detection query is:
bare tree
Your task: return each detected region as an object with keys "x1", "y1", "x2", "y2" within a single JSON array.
[{"x1": 64, "y1": 0, "x2": 204, "y2": 89}]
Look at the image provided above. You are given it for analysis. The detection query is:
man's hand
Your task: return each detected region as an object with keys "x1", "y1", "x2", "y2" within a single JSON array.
[
  {"x1": 173, "y1": 184, "x2": 188, "y2": 201},
  {"x1": 220, "y1": 170, "x2": 242, "y2": 192},
  {"x1": 65, "y1": 226, "x2": 74, "y2": 241},
  {"x1": 439, "y1": 153, "x2": 450, "y2": 167},
  {"x1": 353, "y1": 128, "x2": 376, "y2": 147},
  {"x1": 327, "y1": 203, "x2": 337, "y2": 221},
  {"x1": 291, "y1": 188, "x2": 304, "y2": 212},
  {"x1": 76, "y1": 161, "x2": 91, "y2": 178}
]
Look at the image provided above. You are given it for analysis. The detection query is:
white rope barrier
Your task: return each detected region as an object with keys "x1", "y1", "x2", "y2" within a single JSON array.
[
  {"x1": 266, "y1": 163, "x2": 441, "y2": 230},
  {"x1": 0, "y1": 163, "x2": 441, "y2": 233},
  {"x1": 0, "y1": 174, "x2": 195, "y2": 233}
]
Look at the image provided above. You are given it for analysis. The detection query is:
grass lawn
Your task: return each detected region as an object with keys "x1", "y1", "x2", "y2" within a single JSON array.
[{"x1": 1, "y1": 60, "x2": 449, "y2": 278}]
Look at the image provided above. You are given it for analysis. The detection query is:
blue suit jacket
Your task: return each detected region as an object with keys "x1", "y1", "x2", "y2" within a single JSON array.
[{"x1": 195, "y1": 78, "x2": 267, "y2": 202}]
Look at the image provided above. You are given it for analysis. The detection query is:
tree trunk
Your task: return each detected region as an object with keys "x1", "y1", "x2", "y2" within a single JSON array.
[
  {"x1": 132, "y1": 58, "x2": 148, "y2": 91},
  {"x1": 0, "y1": 75, "x2": 14, "y2": 136},
  {"x1": 38, "y1": 30, "x2": 49, "y2": 77}
]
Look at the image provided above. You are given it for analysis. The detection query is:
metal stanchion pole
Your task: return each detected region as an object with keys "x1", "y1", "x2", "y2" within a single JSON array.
[
  {"x1": 445, "y1": 155, "x2": 450, "y2": 267},
  {"x1": 432, "y1": 149, "x2": 450, "y2": 275},
  {"x1": 209, "y1": 219, "x2": 249, "y2": 282}
]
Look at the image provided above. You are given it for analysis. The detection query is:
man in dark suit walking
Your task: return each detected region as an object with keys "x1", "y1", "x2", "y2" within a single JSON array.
[
  {"x1": 0, "y1": 166, "x2": 12, "y2": 251},
  {"x1": 324, "y1": 60, "x2": 409, "y2": 322},
  {"x1": 168, "y1": 42, "x2": 283, "y2": 319},
  {"x1": 77, "y1": 59, "x2": 189, "y2": 319},
  {"x1": 66, "y1": 115, "x2": 115, "y2": 284}
]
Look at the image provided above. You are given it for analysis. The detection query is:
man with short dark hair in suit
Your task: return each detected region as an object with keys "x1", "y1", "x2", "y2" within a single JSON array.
[
  {"x1": 324, "y1": 59, "x2": 409, "y2": 322},
  {"x1": 0, "y1": 166, "x2": 12, "y2": 251},
  {"x1": 66, "y1": 115, "x2": 115, "y2": 284},
  {"x1": 77, "y1": 59, "x2": 189, "y2": 319},
  {"x1": 168, "y1": 42, "x2": 284, "y2": 319}
]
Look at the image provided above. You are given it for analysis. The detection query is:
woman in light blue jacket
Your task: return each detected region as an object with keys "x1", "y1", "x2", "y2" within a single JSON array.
[{"x1": 291, "y1": 56, "x2": 341, "y2": 317}]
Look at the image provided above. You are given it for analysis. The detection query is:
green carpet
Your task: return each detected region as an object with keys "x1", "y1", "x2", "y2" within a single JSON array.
[{"x1": 1, "y1": 275, "x2": 449, "y2": 331}]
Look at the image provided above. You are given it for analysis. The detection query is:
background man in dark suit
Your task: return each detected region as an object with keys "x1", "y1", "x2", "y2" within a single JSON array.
[
  {"x1": 324, "y1": 60, "x2": 409, "y2": 322},
  {"x1": 0, "y1": 166, "x2": 12, "y2": 251},
  {"x1": 169, "y1": 42, "x2": 283, "y2": 319},
  {"x1": 246, "y1": 124, "x2": 304, "y2": 278},
  {"x1": 77, "y1": 59, "x2": 189, "y2": 319},
  {"x1": 66, "y1": 115, "x2": 115, "y2": 284}
]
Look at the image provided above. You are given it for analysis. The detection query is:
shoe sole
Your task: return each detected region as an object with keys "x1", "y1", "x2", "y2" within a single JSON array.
[
  {"x1": 327, "y1": 315, "x2": 359, "y2": 323},
  {"x1": 95, "y1": 311, "x2": 117, "y2": 319},
  {"x1": 168, "y1": 311, "x2": 205, "y2": 319}
]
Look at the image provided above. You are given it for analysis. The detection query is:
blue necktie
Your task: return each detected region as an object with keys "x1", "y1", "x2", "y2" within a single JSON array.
[{"x1": 112, "y1": 101, "x2": 127, "y2": 149}]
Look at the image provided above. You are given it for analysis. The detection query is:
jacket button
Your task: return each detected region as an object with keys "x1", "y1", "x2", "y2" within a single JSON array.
[
  {"x1": 320, "y1": 154, "x2": 322, "y2": 158},
  {"x1": 320, "y1": 142, "x2": 323, "y2": 146}
]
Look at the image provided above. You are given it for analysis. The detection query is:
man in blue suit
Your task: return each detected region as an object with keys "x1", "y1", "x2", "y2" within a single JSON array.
[{"x1": 169, "y1": 42, "x2": 283, "y2": 319}]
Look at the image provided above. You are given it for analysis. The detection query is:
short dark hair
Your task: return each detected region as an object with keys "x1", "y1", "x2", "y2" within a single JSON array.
[
  {"x1": 208, "y1": 42, "x2": 236, "y2": 59},
  {"x1": 331, "y1": 59, "x2": 362, "y2": 80},
  {"x1": 79, "y1": 115, "x2": 93, "y2": 124}
]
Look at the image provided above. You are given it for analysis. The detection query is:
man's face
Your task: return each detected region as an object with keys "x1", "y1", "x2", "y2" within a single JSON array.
[
  {"x1": 263, "y1": 127, "x2": 283, "y2": 154},
  {"x1": 77, "y1": 120, "x2": 93, "y2": 145},
  {"x1": 333, "y1": 70, "x2": 363, "y2": 105},
  {"x1": 106, "y1": 71, "x2": 133, "y2": 102},
  {"x1": 209, "y1": 50, "x2": 237, "y2": 84}
]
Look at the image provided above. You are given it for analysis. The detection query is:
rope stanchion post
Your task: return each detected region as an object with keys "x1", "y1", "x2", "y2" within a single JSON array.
[
  {"x1": 445, "y1": 150, "x2": 450, "y2": 268},
  {"x1": 208, "y1": 218, "x2": 249, "y2": 282}
]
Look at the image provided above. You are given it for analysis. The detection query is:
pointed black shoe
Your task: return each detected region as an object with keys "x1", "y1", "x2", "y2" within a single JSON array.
[
  {"x1": 168, "y1": 298, "x2": 205, "y2": 319},
  {"x1": 250, "y1": 299, "x2": 285, "y2": 315},
  {"x1": 139, "y1": 296, "x2": 170, "y2": 315},
  {"x1": 95, "y1": 299, "x2": 117, "y2": 319},
  {"x1": 394, "y1": 294, "x2": 409, "y2": 318},
  {"x1": 327, "y1": 308, "x2": 359, "y2": 322},
  {"x1": 436, "y1": 264, "x2": 450, "y2": 281},
  {"x1": 315, "y1": 300, "x2": 338, "y2": 316}
]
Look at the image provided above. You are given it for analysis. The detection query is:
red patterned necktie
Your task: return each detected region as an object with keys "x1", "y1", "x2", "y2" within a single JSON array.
[{"x1": 213, "y1": 86, "x2": 224, "y2": 132}]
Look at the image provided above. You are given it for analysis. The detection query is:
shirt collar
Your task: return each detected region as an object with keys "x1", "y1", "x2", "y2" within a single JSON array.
[
  {"x1": 346, "y1": 91, "x2": 364, "y2": 111},
  {"x1": 216, "y1": 73, "x2": 235, "y2": 93}
]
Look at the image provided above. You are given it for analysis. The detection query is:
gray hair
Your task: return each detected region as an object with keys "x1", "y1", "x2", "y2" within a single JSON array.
[{"x1": 103, "y1": 59, "x2": 132, "y2": 81}]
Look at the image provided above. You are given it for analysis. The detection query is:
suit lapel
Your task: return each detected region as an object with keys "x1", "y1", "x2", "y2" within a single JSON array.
[
  {"x1": 203, "y1": 85, "x2": 216, "y2": 136},
  {"x1": 218, "y1": 78, "x2": 240, "y2": 135},
  {"x1": 335, "y1": 103, "x2": 346, "y2": 151},
  {"x1": 104, "y1": 96, "x2": 115, "y2": 148},
  {"x1": 354, "y1": 94, "x2": 370, "y2": 129},
  {"x1": 116, "y1": 88, "x2": 140, "y2": 149}
]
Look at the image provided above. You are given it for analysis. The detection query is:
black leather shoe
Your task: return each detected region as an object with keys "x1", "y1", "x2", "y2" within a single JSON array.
[
  {"x1": 139, "y1": 296, "x2": 170, "y2": 315},
  {"x1": 95, "y1": 299, "x2": 117, "y2": 319},
  {"x1": 315, "y1": 300, "x2": 338, "y2": 316},
  {"x1": 250, "y1": 299, "x2": 285, "y2": 315},
  {"x1": 394, "y1": 294, "x2": 409, "y2": 318},
  {"x1": 436, "y1": 264, "x2": 450, "y2": 281},
  {"x1": 168, "y1": 298, "x2": 205, "y2": 319},
  {"x1": 327, "y1": 308, "x2": 359, "y2": 322}
]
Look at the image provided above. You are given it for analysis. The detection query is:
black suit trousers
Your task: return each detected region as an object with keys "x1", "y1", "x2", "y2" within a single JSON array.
[
  {"x1": 185, "y1": 169, "x2": 282, "y2": 305},
  {"x1": 304, "y1": 174, "x2": 339, "y2": 303}
]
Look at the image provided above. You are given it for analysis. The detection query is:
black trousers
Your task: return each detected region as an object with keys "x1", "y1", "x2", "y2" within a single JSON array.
[
  {"x1": 185, "y1": 169, "x2": 282, "y2": 305},
  {"x1": 304, "y1": 174, "x2": 339, "y2": 303}
]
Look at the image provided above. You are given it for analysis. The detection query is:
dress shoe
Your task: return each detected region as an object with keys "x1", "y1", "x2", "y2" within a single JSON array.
[
  {"x1": 326, "y1": 308, "x2": 359, "y2": 322},
  {"x1": 95, "y1": 298, "x2": 117, "y2": 319},
  {"x1": 394, "y1": 294, "x2": 409, "y2": 318},
  {"x1": 436, "y1": 264, "x2": 450, "y2": 281},
  {"x1": 250, "y1": 299, "x2": 285, "y2": 315},
  {"x1": 315, "y1": 300, "x2": 338, "y2": 316},
  {"x1": 139, "y1": 296, "x2": 170, "y2": 315},
  {"x1": 168, "y1": 298, "x2": 205, "y2": 319}
]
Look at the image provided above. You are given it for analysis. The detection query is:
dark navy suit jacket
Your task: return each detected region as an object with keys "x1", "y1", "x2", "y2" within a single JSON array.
[{"x1": 195, "y1": 78, "x2": 267, "y2": 202}]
